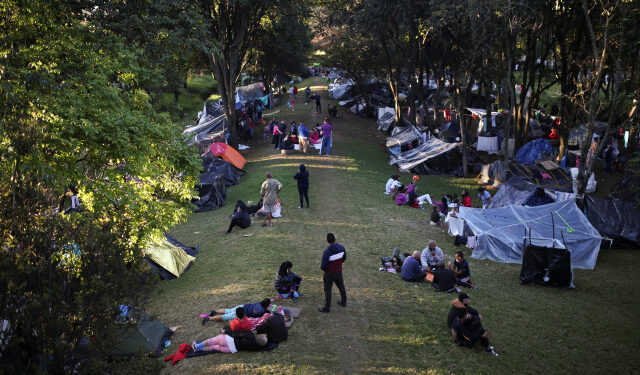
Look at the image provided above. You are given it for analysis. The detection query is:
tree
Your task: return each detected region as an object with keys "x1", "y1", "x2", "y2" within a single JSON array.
[
  {"x1": 0, "y1": 1, "x2": 199, "y2": 372},
  {"x1": 199, "y1": 0, "x2": 272, "y2": 148}
]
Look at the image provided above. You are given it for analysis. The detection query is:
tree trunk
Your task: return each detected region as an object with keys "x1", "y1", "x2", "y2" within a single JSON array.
[
  {"x1": 505, "y1": 37, "x2": 514, "y2": 160},
  {"x1": 456, "y1": 86, "x2": 468, "y2": 177}
]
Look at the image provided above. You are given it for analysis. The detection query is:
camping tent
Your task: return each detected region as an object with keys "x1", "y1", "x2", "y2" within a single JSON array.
[
  {"x1": 584, "y1": 196, "x2": 640, "y2": 246},
  {"x1": 208, "y1": 143, "x2": 246, "y2": 169},
  {"x1": 144, "y1": 234, "x2": 198, "y2": 280},
  {"x1": 489, "y1": 176, "x2": 575, "y2": 208},
  {"x1": 516, "y1": 138, "x2": 554, "y2": 165},
  {"x1": 389, "y1": 136, "x2": 461, "y2": 174},
  {"x1": 110, "y1": 306, "x2": 174, "y2": 358},
  {"x1": 456, "y1": 200, "x2": 602, "y2": 269}
]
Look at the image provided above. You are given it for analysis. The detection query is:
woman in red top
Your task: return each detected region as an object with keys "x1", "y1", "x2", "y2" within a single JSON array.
[{"x1": 461, "y1": 190, "x2": 473, "y2": 207}]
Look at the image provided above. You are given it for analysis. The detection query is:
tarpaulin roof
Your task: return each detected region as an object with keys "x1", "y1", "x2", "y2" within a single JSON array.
[
  {"x1": 584, "y1": 196, "x2": 640, "y2": 246},
  {"x1": 377, "y1": 112, "x2": 395, "y2": 132},
  {"x1": 457, "y1": 200, "x2": 602, "y2": 269},
  {"x1": 516, "y1": 138, "x2": 554, "y2": 165},
  {"x1": 389, "y1": 136, "x2": 460, "y2": 172},
  {"x1": 328, "y1": 80, "x2": 354, "y2": 99},
  {"x1": 208, "y1": 143, "x2": 246, "y2": 169},
  {"x1": 110, "y1": 307, "x2": 173, "y2": 357},
  {"x1": 235, "y1": 82, "x2": 265, "y2": 103},
  {"x1": 386, "y1": 126, "x2": 422, "y2": 148},
  {"x1": 489, "y1": 176, "x2": 575, "y2": 208}
]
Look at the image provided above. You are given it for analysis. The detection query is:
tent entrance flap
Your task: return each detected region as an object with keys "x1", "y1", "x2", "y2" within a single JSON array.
[{"x1": 520, "y1": 243, "x2": 574, "y2": 288}]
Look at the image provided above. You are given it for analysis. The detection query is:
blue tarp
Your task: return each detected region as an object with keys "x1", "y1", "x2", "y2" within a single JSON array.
[
  {"x1": 457, "y1": 200, "x2": 602, "y2": 269},
  {"x1": 516, "y1": 138, "x2": 553, "y2": 165}
]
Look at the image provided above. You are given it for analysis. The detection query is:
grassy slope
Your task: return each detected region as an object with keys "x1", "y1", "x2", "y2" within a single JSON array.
[{"x1": 148, "y1": 77, "x2": 640, "y2": 375}]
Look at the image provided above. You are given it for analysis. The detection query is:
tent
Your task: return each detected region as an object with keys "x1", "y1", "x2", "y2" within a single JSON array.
[
  {"x1": 144, "y1": 234, "x2": 198, "y2": 280},
  {"x1": 479, "y1": 160, "x2": 573, "y2": 190},
  {"x1": 386, "y1": 125, "x2": 423, "y2": 154},
  {"x1": 516, "y1": 138, "x2": 554, "y2": 165},
  {"x1": 194, "y1": 158, "x2": 230, "y2": 212},
  {"x1": 389, "y1": 137, "x2": 461, "y2": 174},
  {"x1": 456, "y1": 200, "x2": 602, "y2": 269},
  {"x1": 377, "y1": 111, "x2": 395, "y2": 132},
  {"x1": 208, "y1": 143, "x2": 246, "y2": 170},
  {"x1": 584, "y1": 196, "x2": 640, "y2": 246},
  {"x1": 520, "y1": 240, "x2": 574, "y2": 288},
  {"x1": 235, "y1": 82, "x2": 265, "y2": 104},
  {"x1": 489, "y1": 176, "x2": 575, "y2": 208},
  {"x1": 110, "y1": 306, "x2": 174, "y2": 358}
]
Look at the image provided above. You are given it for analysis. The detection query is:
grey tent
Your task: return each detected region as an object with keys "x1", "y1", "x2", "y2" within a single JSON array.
[
  {"x1": 489, "y1": 176, "x2": 575, "y2": 208},
  {"x1": 328, "y1": 80, "x2": 354, "y2": 99},
  {"x1": 386, "y1": 125, "x2": 423, "y2": 153},
  {"x1": 377, "y1": 112, "x2": 395, "y2": 132},
  {"x1": 457, "y1": 200, "x2": 602, "y2": 269}
]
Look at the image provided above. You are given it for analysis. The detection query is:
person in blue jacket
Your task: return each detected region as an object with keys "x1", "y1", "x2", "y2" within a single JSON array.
[
  {"x1": 318, "y1": 233, "x2": 347, "y2": 313},
  {"x1": 401, "y1": 251, "x2": 426, "y2": 282}
]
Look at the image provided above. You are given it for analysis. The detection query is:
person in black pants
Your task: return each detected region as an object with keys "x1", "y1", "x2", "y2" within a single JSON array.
[
  {"x1": 318, "y1": 233, "x2": 347, "y2": 313},
  {"x1": 314, "y1": 92, "x2": 322, "y2": 113},
  {"x1": 225, "y1": 204, "x2": 251, "y2": 234},
  {"x1": 293, "y1": 164, "x2": 309, "y2": 208}
]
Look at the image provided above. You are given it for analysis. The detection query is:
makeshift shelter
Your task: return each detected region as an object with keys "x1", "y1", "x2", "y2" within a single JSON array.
[
  {"x1": 328, "y1": 80, "x2": 354, "y2": 99},
  {"x1": 386, "y1": 125, "x2": 423, "y2": 154},
  {"x1": 516, "y1": 138, "x2": 554, "y2": 165},
  {"x1": 610, "y1": 175, "x2": 640, "y2": 204},
  {"x1": 377, "y1": 111, "x2": 395, "y2": 132},
  {"x1": 489, "y1": 176, "x2": 575, "y2": 208},
  {"x1": 235, "y1": 82, "x2": 265, "y2": 104},
  {"x1": 457, "y1": 200, "x2": 602, "y2": 269},
  {"x1": 194, "y1": 158, "x2": 229, "y2": 212},
  {"x1": 584, "y1": 196, "x2": 640, "y2": 246},
  {"x1": 479, "y1": 160, "x2": 573, "y2": 190},
  {"x1": 389, "y1": 137, "x2": 462, "y2": 175},
  {"x1": 144, "y1": 234, "x2": 198, "y2": 280},
  {"x1": 520, "y1": 238, "x2": 574, "y2": 288},
  {"x1": 438, "y1": 121, "x2": 461, "y2": 142},
  {"x1": 110, "y1": 306, "x2": 174, "y2": 358},
  {"x1": 208, "y1": 143, "x2": 246, "y2": 170}
]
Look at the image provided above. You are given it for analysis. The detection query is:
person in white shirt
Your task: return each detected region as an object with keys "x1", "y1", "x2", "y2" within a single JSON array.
[{"x1": 385, "y1": 175, "x2": 401, "y2": 194}]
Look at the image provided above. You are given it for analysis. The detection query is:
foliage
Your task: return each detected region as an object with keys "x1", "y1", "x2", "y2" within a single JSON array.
[{"x1": 0, "y1": 1, "x2": 200, "y2": 372}]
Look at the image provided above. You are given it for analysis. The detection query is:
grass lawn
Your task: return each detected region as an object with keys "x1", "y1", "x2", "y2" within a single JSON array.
[{"x1": 147, "y1": 76, "x2": 640, "y2": 374}]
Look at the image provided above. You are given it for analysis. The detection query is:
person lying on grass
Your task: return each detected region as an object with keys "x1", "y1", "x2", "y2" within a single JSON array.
[
  {"x1": 449, "y1": 295, "x2": 498, "y2": 356},
  {"x1": 202, "y1": 298, "x2": 271, "y2": 325},
  {"x1": 275, "y1": 261, "x2": 302, "y2": 299},
  {"x1": 448, "y1": 251, "x2": 479, "y2": 289},
  {"x1": 401, "y1": 251, "x2": 426, "y2": 282},
  {"x1": 229, "y1": 307, "x2": 252, "y2": 331},
  {"x1": 191, "y1": 331, "x2": 268, "y2": 354}
]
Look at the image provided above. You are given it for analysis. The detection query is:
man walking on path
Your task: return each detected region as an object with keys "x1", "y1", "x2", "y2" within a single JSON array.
[
  {"x1": 260, "y1": 172, "x2": 282, "y2": 227},
  {"x1": 318, "y1": 233, "x2": 347, "y2": 313},
  {"x1": 320, "y1": 118, "x2": 333, "y2": 155}
]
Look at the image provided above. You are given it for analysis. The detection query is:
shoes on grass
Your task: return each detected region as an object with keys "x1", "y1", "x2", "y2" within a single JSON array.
[
  {"x1": 317, "y1": 307, "x2": 330, "y2": 313},
  {"x1": 201, "y1": 316, "x2": 208, "y2": 325},
  {"x1": 486, "y1": 346, "x2": 498, "y2": 357},
  {"x1": 337, "y1": 301, "x2": 346, "y2": 307}
]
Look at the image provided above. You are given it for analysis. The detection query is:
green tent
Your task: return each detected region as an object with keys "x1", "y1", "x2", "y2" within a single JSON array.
[{"x1": 110, "y1": 308, "x2": 174, "y2": 358}]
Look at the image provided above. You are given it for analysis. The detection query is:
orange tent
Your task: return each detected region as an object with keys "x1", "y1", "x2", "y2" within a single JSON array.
[{"x1": 208, "y1": 143, "x2": 246, "y2": 169}]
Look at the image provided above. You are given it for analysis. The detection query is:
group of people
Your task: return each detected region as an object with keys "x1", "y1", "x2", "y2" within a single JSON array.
[
  {"x1": 288, "y1": 85, "x2": 322, "y2": 113},
  {"x1": 266, "y1": 117, "x2": 334, "y2": 155}
]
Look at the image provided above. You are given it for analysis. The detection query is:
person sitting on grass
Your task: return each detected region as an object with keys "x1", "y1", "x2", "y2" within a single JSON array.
[
  {"x1": 309, "y1": 127, "x2": 321, "y2": 145},
  {"x1": 229, "y1": 307, "x2": 252, "y2": 332},
  {"x1": 447, "y1": 292, "x2": 481, "y2": 328},
  {"x1": 430, "y1": 205, "x2": 444, "y2": 228},
  {"x1": 202, "y1": 298, "x2": 272, "y2": 325},
  {"x1": 431, "y1": 264, "x2": 456, "y2": 292},
  {"x1": 225, "y1": 204, "x2": 251, "y2": 235},
  {"x1": 274, "y1": 261, "x2": 302, "y2": 299},
  {"x1": 385, "y1": 175, "x2": 401, "y2": 195},
  {"x1": 421, "y1": 240, "x2": 444, "y2": 271},
  {"x1": 449, "y1": 251, "x2": 478, "y2": 289},
  {"x1": 449, "y1": 295, "x2": 498, "y2": 356},
  {"x1": 401, "y1": 251, "x2": 426, "y2": 282}
]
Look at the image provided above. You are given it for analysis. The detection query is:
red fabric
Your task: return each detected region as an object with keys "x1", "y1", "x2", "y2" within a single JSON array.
[
  {"x1": 549, "y1": 128, "x2": 559, "y2": 139},
  {"x1": 444, "y1": 108, "x2": 451, "y2": 122},
  {"x1": 462, "y1": 196, "x2": 472, "y2": 208},
  {"x1": 230, "y1": 317, "x2": 252, "y2": 331},
  {"x1": 164, "y1": 343, "x2": 192, "y2": 366},
  {"x1": 209, "y1": 142, "x2": 227, "y2": 157}
]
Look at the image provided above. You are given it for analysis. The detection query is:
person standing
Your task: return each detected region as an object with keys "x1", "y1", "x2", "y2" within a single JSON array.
[
  {"x1": 298, "y1": 121, "x2": 309, "y2": 153},
  {"x1": 477, "y1": 187, "x2": 492, "y2": 209},
  {"x1": 305, "y1": 86, "x2": 311, "y2": 104},
  {"x1": 293, "y1": 164, "x2": 310, "y2": 209},
  {"x1": 318, "y1": 233, "x2": 347, "y2": 313},
  {"x1": 320, "y1": 118, "x2": 333, "y2": 155},
  {"x1": 260, "y1": 172, "x2": 282, "y2": 227},
  {"x1": 314, "y1": 91, "x2": 322, "y2": 113}
]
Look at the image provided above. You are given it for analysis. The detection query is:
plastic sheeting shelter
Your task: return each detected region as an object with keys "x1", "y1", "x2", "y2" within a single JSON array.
[
  {"x1": 489, "y1": 176, "x2": 575, "y2": 208},
  {"x1": 377, "y1": 111, "x2": 395, "y2": 132},
  {"x1": 516, "y1": 138, "x2": 554, "y2": 165},
  {"x1": 457, "y1": 200, "x2": 602, "y2": 269},
  {"x1": 520, "y1": 241, "x2": 574, "y2": 288},
  {"x1": 328, "y1": 80, "x2": 354, "y2": 99},
  {"x1": 194, "y1": 157, "x2": 240, "y2": 212},
  {"x1": 208, "y1": 143, "x2": 246, "y2": 169},
  {"x1": 235, "y1": 82, "x2": 265, "y2": 104},
  {"x1": 144, "y1": 235, "x2": 197, "y2": 279},
  {"x1": 584, "y1": 196, "x2": 640, "y2": 246},
  {"x1": 110, "y1": 307, "x2": 174, "y2": 358},
  {"x1": 479, "y1": 160, "x2": 573, "y2": 190},
  {"x1": 386, "y1": 126, "x2": 422, "y2": 149},
  {"x1": 389, "y1": 137, "x2": 460, "y2": 173}
]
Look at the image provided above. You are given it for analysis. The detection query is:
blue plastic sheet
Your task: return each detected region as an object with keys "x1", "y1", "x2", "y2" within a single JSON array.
[{"x1": 516, "y1": 138, "x2": 553, "y2": 165}]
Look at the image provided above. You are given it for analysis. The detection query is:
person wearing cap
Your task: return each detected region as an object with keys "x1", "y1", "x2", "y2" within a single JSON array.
[
  {"x1": 385, "y1": 175, "x2": 401, "y2": 195},
  {"x1": 401, "y1": 251, "x2": 426, "y2": 282},
  {"x1": 421, "y1": 240, "x2": 444, "y2": 271}
]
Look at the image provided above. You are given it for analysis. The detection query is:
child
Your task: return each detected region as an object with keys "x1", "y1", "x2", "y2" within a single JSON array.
[
  {"x1": 385, "y1": 175, "x2": 401, "y2": 195},
  {"x1": 229, "y1": 307, "x2": 252, "y2": 332}
]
